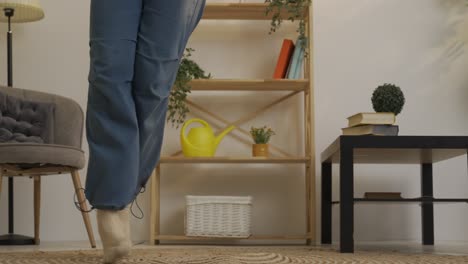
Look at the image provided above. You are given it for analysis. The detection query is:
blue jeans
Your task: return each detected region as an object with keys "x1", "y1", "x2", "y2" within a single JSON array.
[{"x1": 85, "y1": 0, "x2": 206, "y2": 210}]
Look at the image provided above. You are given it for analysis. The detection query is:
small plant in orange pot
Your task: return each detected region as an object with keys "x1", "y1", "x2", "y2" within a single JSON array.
[{"x1": 250, "y1": 126, "x2": 275, "y2": 157}]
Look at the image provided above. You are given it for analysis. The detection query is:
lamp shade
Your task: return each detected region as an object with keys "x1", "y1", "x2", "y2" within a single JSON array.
[{"x1": 0, "y1": 0, "x2": 44, "y2": 23}]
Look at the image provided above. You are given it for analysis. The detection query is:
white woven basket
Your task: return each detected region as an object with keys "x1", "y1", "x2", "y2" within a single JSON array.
[{"x1": 185, "y1": 195, "x2": 252, "y2": 238}]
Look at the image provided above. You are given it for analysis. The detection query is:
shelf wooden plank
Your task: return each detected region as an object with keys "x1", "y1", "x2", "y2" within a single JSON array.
[
  {"x1": 202, "y1": 3, "x2": 308, "y2": 20},
  {"x1": 160, "y1": 156, "x2": 310, "y2": 164},
  {"x1": 188, "y1": 79, "x2": 309, "y2": 92},
  {"x1": 156, "y1": 235, "x2": 311, "y2": 241}
]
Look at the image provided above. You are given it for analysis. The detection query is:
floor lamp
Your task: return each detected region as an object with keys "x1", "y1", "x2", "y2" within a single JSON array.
[{"x1": 0, "y1": 0, "x2": 44, "y2": 246}]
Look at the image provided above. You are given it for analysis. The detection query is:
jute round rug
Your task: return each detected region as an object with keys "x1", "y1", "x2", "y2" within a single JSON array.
[{"x1": 0, "y1": 247, "x2": 467, "y2": 264}]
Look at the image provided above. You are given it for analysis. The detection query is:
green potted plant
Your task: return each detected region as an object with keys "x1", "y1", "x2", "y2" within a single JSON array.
[
  {"x1": 265, "y1": 0, "x2": 311, "y2": 56},
  {"x1": 167, "y1": 48, "x2": 211, "y2": 128},
  {"x1": 250, "y1": 126, "x2": 276, "y2": 157},
  {"x1": 371, "y1": 83, "x2": 405, "y2": 115}
]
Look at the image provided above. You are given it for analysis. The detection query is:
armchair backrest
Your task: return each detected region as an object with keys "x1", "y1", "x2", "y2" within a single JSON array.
[{"x1": 0, "y1": 86, "x2": 84, "y2": 149}]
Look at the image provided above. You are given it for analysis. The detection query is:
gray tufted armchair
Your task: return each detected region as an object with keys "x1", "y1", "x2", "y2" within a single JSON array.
[{"x1": 0, "y1": 85, "x2": 95, "y2": 247}]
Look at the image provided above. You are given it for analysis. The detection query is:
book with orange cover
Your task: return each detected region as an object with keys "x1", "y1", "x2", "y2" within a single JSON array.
[{"x1": 273, "y1": 39, "x2": 295, "y2": 79}]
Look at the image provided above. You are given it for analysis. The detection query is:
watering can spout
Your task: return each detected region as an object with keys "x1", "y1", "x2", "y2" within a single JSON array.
[{"x1": 214, "y1": 125, "x2": 235, "y2": 148}]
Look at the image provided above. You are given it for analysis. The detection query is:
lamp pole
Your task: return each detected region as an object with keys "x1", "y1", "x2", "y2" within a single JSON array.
[
  {"x1": 6, "y1": 8, "x2": 13, "y2": 87},
  {"x1": 0, "y1": 7, "x2": 35, "y2": 246}
]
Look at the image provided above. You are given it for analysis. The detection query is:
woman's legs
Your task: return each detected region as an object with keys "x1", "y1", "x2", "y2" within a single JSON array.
[
  {"x1": 85, "y1": 1, "x2": 142, "y2": 262},
  {"x1": 85, "y1": 2, "x2": 205, "y2": 261},
  {"x1": 85, "y1": 0, "x2": 206, "y2": 211}
]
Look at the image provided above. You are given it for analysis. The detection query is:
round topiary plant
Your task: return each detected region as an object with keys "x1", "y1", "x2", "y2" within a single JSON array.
[{"x1": 371, "y1": 83, "x2": 405, "y2": 115}]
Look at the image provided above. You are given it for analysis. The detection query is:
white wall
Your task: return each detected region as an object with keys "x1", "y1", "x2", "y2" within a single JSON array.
[{"x1": 0, "y1": 0, "x2": 467, "y2": 244}]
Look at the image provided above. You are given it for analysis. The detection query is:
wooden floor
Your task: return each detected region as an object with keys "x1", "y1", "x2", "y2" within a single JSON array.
[{"x1": 0, "y1": 241, "x2": 467, "y2": 256}]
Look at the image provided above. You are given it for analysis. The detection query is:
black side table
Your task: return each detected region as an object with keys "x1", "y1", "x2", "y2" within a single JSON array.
[{"x1": 320, "y1": 135, "x2": 468, "y2": 253}]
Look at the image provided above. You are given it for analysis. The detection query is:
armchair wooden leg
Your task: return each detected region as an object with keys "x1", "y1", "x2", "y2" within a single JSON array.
[
  {"x1": 71, "y1": 170, "x2": 96, "y2": 248},
  {"x1": 34, "y1": 176, "x2": 41, "y2": 245}
]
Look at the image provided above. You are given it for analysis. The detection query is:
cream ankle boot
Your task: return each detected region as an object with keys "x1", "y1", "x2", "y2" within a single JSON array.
[{"x1": 97, "y1": 207, "x2": 132, "y2": 263}]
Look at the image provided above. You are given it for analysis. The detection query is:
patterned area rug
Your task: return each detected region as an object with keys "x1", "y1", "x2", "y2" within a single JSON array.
[{"x1": 0, "y1": 247, "x2": 467, "y2": 264}]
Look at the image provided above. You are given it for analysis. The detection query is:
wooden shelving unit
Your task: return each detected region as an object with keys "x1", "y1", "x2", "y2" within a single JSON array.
[{"x1": 150, "y1": 2, "x2": 315, "y2": 245}]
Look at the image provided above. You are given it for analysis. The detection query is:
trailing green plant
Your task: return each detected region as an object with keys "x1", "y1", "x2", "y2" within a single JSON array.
[
  {"x1": 167, "y1": 48, "x2": 211, "y2": 128},
  {"x1": 250, "y1": 126, "x2": 276, "y2": 144},
  {"x1": 371, "y1": 83, "x2": 405, "y2": 116},
  {"x1": 265, "y1": 0, "x2": 311, "y2": 56}
]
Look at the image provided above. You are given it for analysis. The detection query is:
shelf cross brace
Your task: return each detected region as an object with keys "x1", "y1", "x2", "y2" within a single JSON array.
[{"x1": 170, "y1": 90, "x2": 301, "y2": 157}]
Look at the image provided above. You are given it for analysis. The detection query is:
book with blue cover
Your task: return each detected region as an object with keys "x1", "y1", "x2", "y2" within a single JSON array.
[
  {"x1": 287, "y1": 37, "x2": 305, "y2": 79},
  {"x1": 294, "y1": 54, "x2": 304, "y2": 79}
]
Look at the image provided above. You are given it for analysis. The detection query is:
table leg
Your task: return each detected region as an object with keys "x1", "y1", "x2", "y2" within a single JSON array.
[
  {"x1": 340, "y1": 146, "x2": 354, "y2": 253},
  {"x1": 321, "y1": 162, "x2": 332, "y2": 244},
  {"x1": 421, "y1": 163, "x2": 434, "y2": 245}
]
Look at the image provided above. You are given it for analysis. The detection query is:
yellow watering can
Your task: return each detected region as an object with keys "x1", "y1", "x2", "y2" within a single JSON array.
[{"x1": 181, "y1": 118, "x2": 235, "y2": 157}]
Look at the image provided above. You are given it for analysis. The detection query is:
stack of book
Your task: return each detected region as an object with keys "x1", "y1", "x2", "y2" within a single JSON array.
[
  {"x1": 342, "y1": 112, "x2": 399, "y2": 136},
  {"x1": 273, "y1": 37, "x2": 305, "y2": 79}
]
